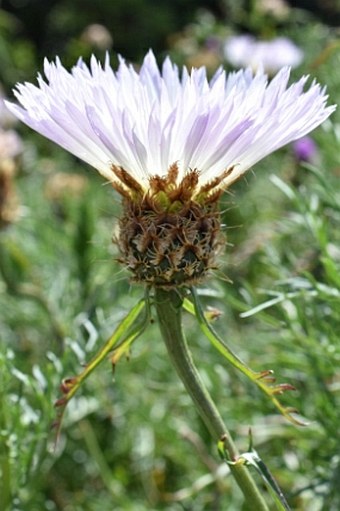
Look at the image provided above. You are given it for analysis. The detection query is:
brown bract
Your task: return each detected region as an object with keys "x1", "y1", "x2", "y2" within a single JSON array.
[
  {"x1": 0, "y1": 163, "x2": 19, "y2": 228},
  {"x1": 112, "y1": 163, "x2": 228, "y2": 287}
]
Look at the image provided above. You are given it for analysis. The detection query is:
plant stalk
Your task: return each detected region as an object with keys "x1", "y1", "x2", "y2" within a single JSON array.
[{"x1": 154, "y1": 287, "x2": 269, "y2": 510}]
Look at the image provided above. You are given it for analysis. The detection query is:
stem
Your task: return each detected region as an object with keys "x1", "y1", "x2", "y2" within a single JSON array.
[{"x1": 154, "y1": 288, "x2": 269, "y2": 511}]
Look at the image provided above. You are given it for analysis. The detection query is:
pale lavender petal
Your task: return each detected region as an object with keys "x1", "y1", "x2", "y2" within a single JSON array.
[{"x1": 5, "y1": 50, "x2": 336, "y2": 192}]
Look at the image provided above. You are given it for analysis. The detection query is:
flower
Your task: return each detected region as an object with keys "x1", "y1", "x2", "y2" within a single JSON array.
[
  {"x1": 81, "y1": 24, "x2": 113, "y2": 51},
  {"x1": 5, "y1": 51, "x2": 335, "y2": 286},
  {"x1": 6, "y1": 51, "x2": 334, "y2": 193},
  {"x1": 224, "y1": 35, "x2": 304, "y2": 73},
  {"x1": 0, "y1": 127, "x2": 22, "y2": 228},
  {"x1": 292, "y1": 136, "x2": 318, "y2": 163},
  {"x1": 0, "y1": 128, "x2": 23, "y2": 161}
]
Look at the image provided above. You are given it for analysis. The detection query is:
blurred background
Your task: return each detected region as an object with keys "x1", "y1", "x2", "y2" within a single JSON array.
[{"x1": 0, "y1": 1, "x2": 339, "y2": 510}]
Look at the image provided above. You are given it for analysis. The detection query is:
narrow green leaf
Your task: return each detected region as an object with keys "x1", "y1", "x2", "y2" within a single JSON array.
[
  {"x1": 189, "y1": 288, "x2": 305, "y2": 426},
  {"x1": 240, "y1": 449, "x2": 292, "y2": 511},
  {"x1": 53, "y1": 295, "x2": 150, "y2": 441}
]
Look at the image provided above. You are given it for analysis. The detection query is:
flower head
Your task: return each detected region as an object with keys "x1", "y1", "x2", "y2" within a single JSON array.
[
  {"x1": 6, "y1": 50, "x2": 334, "y2": 195},
  {"x1": 5, "y1": 51, "x2": 336, "y2": 286},
  {"x1": 224, "y1": 35, "x2": 304, "y2": 73}
]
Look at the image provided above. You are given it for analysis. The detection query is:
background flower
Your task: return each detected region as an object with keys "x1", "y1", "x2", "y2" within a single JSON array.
[
  {"x1": 292, "y1": 136, "x2": 318, "y2": 163},
  {"x1": 224, "y1": 35, "x2": 304, "y2": 73}
]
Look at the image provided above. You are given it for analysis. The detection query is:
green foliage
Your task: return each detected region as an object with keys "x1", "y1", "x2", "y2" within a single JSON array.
[{"x1": 0, "y1": 2, "x2": 339, "y2": 510}]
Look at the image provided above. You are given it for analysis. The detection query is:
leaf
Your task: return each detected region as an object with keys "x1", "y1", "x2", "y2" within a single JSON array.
[
  {"x1": 218, "y1": 431, "x2": 292, "y2": 511},
  {"x1": 189, "y1": 288, "x2": 306, "y2": 426},
  {"x1": 53, "y1": 294, "x2": 150, "y2": 443}
]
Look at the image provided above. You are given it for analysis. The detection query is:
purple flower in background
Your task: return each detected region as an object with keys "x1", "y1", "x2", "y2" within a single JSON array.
[
  {"x1": 292, "y1": 136, "x2": 318, "y2": 163},
  {"x1": 224, "y1": 35, "x2": 304, "y2": 73},
  {"x1": 5, "y1": 51, "x2": 334, "y2": 196}
]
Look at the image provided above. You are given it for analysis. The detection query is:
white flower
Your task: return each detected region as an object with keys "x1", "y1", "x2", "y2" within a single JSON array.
[
  {"x1": 224, "y1": 35, "x2": 304, "y2": 73},
  {"x1": 0, "y1": 128, "x2": 23, "y2": 160},
  {"x1": 5, "y1": 50, "x2": 335, "y2": 194}
]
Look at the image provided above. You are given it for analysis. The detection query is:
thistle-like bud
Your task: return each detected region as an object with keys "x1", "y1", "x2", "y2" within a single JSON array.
[{"x1": 115, "y1": 164, "x2": 225, "y2": 286}]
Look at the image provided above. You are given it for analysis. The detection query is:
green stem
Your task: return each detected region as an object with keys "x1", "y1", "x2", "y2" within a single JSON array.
[{"x1": 154, "y1": 288, "x2": 269, "y2": 511}]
